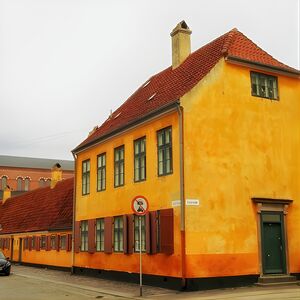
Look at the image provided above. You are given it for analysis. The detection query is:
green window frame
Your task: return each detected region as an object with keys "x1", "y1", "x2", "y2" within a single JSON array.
[
  {"x1": 31, "y1": 236, "x2": 35, "y2": 249},
  {"x1": 114, "y1": 146, "x2": 124, "y2": 187},
  {"x1": 60, "y1": 235, "x2": 66, "y2": 250},
  {"x1": 157, "y1": 127, "x2": 173, "y2": 176},
  {"x1": 41, "y1": 235, "x2": 46, "y2": 249},
  {"x1": 134, "y1": 215, "x2": 146, "y2": 252},
  {"x1": 250, "y1": 71, "x2": 279, "y2": 100},
  {"x1": 97, "y1": 153, "x2": 106, "y2": 191},
  {"x1": 96, "y1": 218, "x2": 105, "y2": 252},
  {"x1": 113, "y1": 216, "x2": 123, "y2": 252},
  {"x1": 82, "y1": 160, "x2": 90, "y2": 195},
  {"x1": 50, "y1": 235, "x2": 56, "y2": 250},
  {"x1": 134, "y1": 137, "x2": 146, "y2": 182},
  {"x1": 80, "y1": 220, "x2": 88, "y2": 252}
]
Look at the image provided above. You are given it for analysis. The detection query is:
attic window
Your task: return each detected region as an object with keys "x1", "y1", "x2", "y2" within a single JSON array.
[
  {"x1": 114, "y1": 112, "x2": 121, "y2": 119},
  {"x1": 147, "y1": 93, "x2": 157, "y2": 101},
  {"x1": 250, "y1": 72, "x2": 278, "y2": 100},
  {"x1": 143, "y1": 80, "x2": 151, "y2": 88}
]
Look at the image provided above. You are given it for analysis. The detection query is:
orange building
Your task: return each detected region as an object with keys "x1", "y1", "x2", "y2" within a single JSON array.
[
  {"x1": 0, "y1": 165, "x2": 73, "y2": 269},
  {"x1": 72, "y1": 21, "x2": 300, "y2": 289},
  {"x1": 0, "y1": 155, "x2": 74, "y2": 200}
]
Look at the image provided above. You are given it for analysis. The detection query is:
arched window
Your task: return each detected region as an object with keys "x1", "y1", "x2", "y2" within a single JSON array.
[
  {"x1": 46, "y1": 178, "x2": 51, "y2": 186},
  {"x1": 24, "y1": 177, "x2": 30, "y2": 191},
  {"x1": 17, "y1": 177, "x2": 24, "y2": 191},
  {"x1": 0, "y1": 176, "x2": 8, "y2": 190},
  {"x1": 39, "y1": 178, "x2": 46, "y2": 187}
]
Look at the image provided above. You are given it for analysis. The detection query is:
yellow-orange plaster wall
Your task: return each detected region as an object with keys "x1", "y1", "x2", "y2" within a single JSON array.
[
  {"x1": 181, "y1": 59, "x2": 300, "y2": 278},
  {"x1": 2, "y1": 232, "x2": 72, "y2": 268},
  {"x1": 75, "y1": 112, "x2": 182, "y2": 277}
]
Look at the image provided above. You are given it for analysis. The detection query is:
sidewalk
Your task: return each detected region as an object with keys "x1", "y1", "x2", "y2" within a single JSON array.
[
  {"x1": 12, "y1": 264, "x2": 176, "y2": 299},
  {"x1": 12, "y1": 265, "x2": 300, "y2": 299}
]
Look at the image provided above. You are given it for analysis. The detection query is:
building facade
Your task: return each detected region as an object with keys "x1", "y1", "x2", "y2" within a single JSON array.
[
  {"x1": 0, "y1": 155, "x2": 74, "y2": 200},
  {"x1": 0, "y1": 165, "x2": 73, "y2": 268},
  {"x1": 72, "y1": 21, "x2": 300, "y2": 288}
]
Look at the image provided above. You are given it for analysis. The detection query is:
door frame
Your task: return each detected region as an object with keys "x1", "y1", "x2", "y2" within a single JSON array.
[
  {"x1": 18, "y1": 238, "x2": 22, "y2": 263},
  {"x1": 11, "y1": 238, "x2": 14, "y2": 261},
  {"x1": 252, "y1": 197, "x2": 292, "y2": 276},
  {"x1": 260, "y1": 211, "x2": 286, "y2": 274}
]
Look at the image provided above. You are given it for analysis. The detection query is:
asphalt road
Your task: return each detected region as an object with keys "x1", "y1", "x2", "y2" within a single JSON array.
[{"x1": 0, "y1": 265, "x2": 300, "y2": 300}]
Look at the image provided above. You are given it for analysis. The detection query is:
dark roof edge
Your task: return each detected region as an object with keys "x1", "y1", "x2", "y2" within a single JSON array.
[
  {"x1": 73, "y1": 101, "x2": 179, "y2": 154},
  {"x1": 226, "y1": 55, "x2": 300, "y2": 78}
]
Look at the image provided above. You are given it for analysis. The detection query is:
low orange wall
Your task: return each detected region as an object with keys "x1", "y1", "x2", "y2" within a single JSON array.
[{"x1": 75, "y1": 252, "x2": 181, "y2": 277}]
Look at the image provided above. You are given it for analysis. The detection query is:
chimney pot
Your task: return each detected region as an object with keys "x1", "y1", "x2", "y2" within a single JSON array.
[{"x1": 170, "y1": 20, "x2": 192, "y2": 69}]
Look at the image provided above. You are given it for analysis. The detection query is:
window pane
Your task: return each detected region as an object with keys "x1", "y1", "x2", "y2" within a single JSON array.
[
  {"x1": 135, "y1": 142, "x2": 139, "y2": 154},
  {"x1": 158, "y1": 133, "x2": 163, "y2": 146},
  {"x1": 141, "y1": 140, "x2": 145, "y2": 152}
]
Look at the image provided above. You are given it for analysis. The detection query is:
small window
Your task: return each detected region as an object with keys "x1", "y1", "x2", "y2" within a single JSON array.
[
  {"x1": 39, "y1": 178, "x2": 45, "y2": 187},
  {"x1": 31, "y1": 236, "x2": 35, "y2": 249},
  {"x1": 114, "y1": 146, "x2": 124, "y2": 187},
  {"x1": 97, "y1": 153, "x2": 106, "y2": 191},
  {"x1": 24, "y1": 237, "x2": 28, "y2": 250},
  {"x1": 24, "y1": 177, "x2": 30, "y2": 191},
  {"x1": 50, "y1": 236, "x2": 56, "y2": 250},
  {"x1": 0, "y1": 176, "x2": 7, "y2": 190},
  {"x1": 17, "y1": 177, "x2": 24, "y2": 191},
  {"x1": 113, "y1": 216, "x2": 123, "y2": 252},
  {"x1": 251, "y1": 72, "x2": 278, "y2": 100},
  {"x1": 157, "y1": 127, "x2": 173, "y2": 176},
  {"x1": 60, "y1": 235, "x2": 66, "y2": 250},
  {"x1": 134, "y1": 137, "x2": 146, "y2": 182},
  {"x1": 134, "y1": 215, "x2": 146, "y2": 252},
  {"x1": 80, "y1": 220, "x2": 88, "y2": 251},
  {"x1": 82, "y1": 160, "x2": 90, "y2": 195},
  {"x1": 40, "y1": 236, "x2": 46, "y2": 249},
  {"x1": 96, "y1": 218, "x2": 105, "y2": 251}
]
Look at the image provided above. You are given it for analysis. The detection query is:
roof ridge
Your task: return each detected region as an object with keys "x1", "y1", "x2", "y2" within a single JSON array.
[{"x1": 221, "y1": 28, "x2": 238, "y2": 55}]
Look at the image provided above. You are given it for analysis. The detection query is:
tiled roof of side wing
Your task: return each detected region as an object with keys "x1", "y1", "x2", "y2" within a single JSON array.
[
  {"x1": 224, "y1": 30, "x2": 298, "y2": 72},
  {"x1": 75, "y1": 29, "x2": 299, "y2": 151},
  {"x1": 0, "y1": 178, "x2": 73, "y2": 234}
]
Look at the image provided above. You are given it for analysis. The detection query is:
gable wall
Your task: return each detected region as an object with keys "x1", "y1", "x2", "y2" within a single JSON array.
[{"x1": 181, "y1": 58, "x2": 300, "y2": 278}]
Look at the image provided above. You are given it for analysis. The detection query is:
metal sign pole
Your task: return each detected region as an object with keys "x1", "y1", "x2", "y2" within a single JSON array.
[{"x1": 139, "y1": 215, "x2": 142, "y2": 297}]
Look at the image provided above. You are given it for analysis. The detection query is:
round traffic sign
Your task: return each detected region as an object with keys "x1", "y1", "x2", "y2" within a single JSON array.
[{"x1": 131, "y1": 196, "x2": 149, "y2": 215}]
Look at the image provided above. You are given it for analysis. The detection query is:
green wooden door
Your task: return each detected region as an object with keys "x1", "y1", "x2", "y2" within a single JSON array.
[{"x1": 261, "y1": 213, "x2": 286, "y2": 274}]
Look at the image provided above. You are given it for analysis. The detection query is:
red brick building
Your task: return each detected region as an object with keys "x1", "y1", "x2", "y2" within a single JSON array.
[{"x1": 0, "y1": 155, "x2": 74, "y2": 200}]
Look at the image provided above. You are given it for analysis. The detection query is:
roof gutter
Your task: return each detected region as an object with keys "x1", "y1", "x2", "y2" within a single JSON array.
[
  {"x1": 73, "y1": 102, "x2": 179, "y2": 155},
  {"x1": 225, "y1": 55, "x2": 300, "y2": 78}
]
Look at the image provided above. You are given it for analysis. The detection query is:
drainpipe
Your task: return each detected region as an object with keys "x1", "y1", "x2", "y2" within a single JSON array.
[
  {"x1": 71, "y1": 151, "x2": 77, "y2": 274},
  {"x1": 176, "y1": 102, "x2": 187, "y2": 289}
]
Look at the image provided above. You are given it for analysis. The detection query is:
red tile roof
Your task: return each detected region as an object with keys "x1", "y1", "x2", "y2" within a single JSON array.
[
  {"x1": 0, "y1": 178, "x2": 73, "y2": 234},
  {"x1": 74, "y1": 29, "x2": 299, "y2": 152}
]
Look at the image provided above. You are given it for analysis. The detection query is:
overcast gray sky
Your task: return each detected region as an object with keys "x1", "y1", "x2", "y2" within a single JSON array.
[{"x1": 0, "y1": 0, "x2": 299, "y2": 160}]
